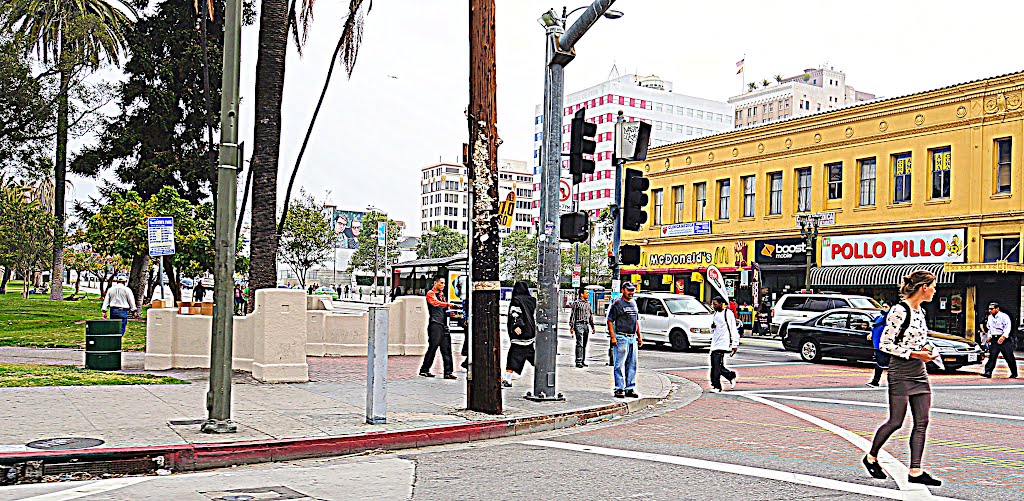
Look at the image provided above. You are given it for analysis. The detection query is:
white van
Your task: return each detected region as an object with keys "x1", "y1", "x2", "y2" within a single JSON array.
[{"x1": 633, "y1": 293, "x2": 715, "y2": 351}]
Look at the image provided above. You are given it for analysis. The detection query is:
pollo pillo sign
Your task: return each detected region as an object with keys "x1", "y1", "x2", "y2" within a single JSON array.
[{"x1": 821, "y1": 229, "x2": 966, "y2": 266}]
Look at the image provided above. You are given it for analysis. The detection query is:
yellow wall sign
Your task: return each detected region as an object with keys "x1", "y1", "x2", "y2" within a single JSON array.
[
  {"x1": 690, "y1": 272, "x2": 704, "y2": 282},
  {"x1": 631, "y1": 274, "x2": 641, "y2": 284},
  {"x1": 497, "y1": 191, "x2": 516, "y2": 227},
  {"x1": 662, "y1": 274, "x2": 673, "y2": 285}
]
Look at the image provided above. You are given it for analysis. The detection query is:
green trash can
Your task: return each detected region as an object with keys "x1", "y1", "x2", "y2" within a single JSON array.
[{"x1": 85, "y1": 320, "x2": 123, "y2": 371}]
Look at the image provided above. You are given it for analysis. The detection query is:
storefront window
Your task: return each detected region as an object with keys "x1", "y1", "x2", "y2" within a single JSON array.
[
  {"x1": 892, "y1": 152, "x2": 912, "y2": 204},
  {"x1": 983, "y1": 237, "x2": 1021, "y2": 263},
  {"x1": 931, "y1": 147, "x2": 951, "y2": 199}
]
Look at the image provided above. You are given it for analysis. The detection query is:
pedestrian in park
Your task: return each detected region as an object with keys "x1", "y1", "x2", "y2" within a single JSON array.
[
  {"x1": 863, "y1": 270, "x2": 942, "y2": 486},
  {"x1": 420, "y1": 276, "x2": 457, "y2": 379},
  {"x1": 233, "y1": 284, "x2": 244, "y2": 315},
  {"x1": 982, "y1": 302, "x2": 1018, "y2": 378},
  {"x1": 867, "y1": 303, "x2": 892, "y2": 387},
  {"x1": 606, "y1": 282, "x2": 642, "y2": 398},
  {"x1": 359, "y1": 286, "x2": 363, "y2": 300},
  {"x1": 503, "y1": 281, "x2": 537, "y2": 388},
  {"x1": 344, "y1": 284, "x2": 350, "y2": 298},
  {"x1": 193, "y1": 280, "x2": 206, "y2": 302},
  {"x1": 570, "y1": 287, "x2": 595, "y2": 368},
  {"x1": 709, "y1": 296, "x2": 739, "y2": 393},
  {"x1": 102, "y1": 276, "x2": 137, "y2": 335}
]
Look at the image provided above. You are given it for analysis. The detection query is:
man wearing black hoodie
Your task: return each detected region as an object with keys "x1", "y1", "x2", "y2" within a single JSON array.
[{"x1": 503, "y1": 281, "x2": 537, "y2": 388}]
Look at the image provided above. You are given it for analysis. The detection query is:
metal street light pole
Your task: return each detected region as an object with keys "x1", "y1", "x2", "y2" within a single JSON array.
[
  {"x1": 797, "y1": 213, "x2": 821, "y2": 291},
  {"x1": 202, "y1": 0, "x2": 242, "y2": 434},
  {"x1": 532, "y1": 0, "x2": 619, "y2": 402}
]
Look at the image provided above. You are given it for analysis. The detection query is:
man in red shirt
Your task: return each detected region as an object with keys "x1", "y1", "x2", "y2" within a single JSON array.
[{"x1": 420, "y1": 277, "x2": 457, "y2": 379}]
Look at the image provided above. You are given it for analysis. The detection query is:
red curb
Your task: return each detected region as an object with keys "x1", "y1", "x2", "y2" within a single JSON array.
[{"x1": 0, "y1": 399, "x2": 649, "y2": 473}]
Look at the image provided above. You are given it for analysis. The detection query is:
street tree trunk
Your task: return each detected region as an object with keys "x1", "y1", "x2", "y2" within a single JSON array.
[
  {"x1": 247, "y1": 0, "x2": 291, "y2": 310},
  {"x1": 0, "y1": 267, "x2": 10, "y2": 294},
  {"x1": 49, "y1": 69, "x2": 69, "y2": 302},
  {"x1": 128, "y1": 254, "x2": 149, "y2": 308},
  {"x1": 467, "y1": 0, "x2": 502, "y2": 415}
]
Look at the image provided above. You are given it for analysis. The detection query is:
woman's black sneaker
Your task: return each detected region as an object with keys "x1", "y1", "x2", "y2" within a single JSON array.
[
  {"x1": 908, "y1": 471, "x2": 942, "y2": 486},
  {"x1": 862, "y1": 456, "x2": 886, "y2": 479}
]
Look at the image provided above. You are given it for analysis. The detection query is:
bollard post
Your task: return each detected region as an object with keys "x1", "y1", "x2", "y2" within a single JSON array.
[{"x1": 366, "y1": 305, "x2": 389, "y2": 424}]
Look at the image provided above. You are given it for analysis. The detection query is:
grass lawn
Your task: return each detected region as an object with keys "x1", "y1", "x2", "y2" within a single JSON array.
[
  {"x1": 0, "y1": 363, "x2": 186, "y2": 387},
  {"x1": 0, "y1": 282, "x2": 148, "y2": 350}
]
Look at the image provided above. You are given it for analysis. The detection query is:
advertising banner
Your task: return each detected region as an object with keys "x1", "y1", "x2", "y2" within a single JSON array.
[
  {"x1": 706, "y1": 265, "x2": 729, "y2": 300},
  {"x1": 660, "y1": 221, "x2": 712, "y2": 238},
  {"x1": 755, "y1": 237, "x2": 807, "y2": 264},
  {"x1": 820, "y1": 229, "x2": 966, "y2": 266},
  {"x1": 332, "y1": 210, "x2": 367, "y2": 249}
]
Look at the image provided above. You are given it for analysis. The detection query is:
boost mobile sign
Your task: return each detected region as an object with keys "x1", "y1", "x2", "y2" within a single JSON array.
[{"x1": 821, "y1": 229, "x2": 966, "y2": 266}]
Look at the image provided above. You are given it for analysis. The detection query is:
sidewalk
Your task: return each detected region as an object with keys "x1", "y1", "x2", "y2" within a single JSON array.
[{"x1": 0, "y1": 333, "x2": 676, "y2": 473}]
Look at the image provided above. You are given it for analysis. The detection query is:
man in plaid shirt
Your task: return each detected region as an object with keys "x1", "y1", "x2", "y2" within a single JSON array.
[{"x1": 569, "y1": 288, "x2": 596, "y2": 368}]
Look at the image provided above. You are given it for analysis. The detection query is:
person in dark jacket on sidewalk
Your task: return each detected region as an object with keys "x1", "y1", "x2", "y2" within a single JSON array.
[
  {"x1": 503, "y1": 281, "x2": 537, "y2": 388},
  {"x1": 419, "y1": 277, "x2": 457, "y2": 379}
]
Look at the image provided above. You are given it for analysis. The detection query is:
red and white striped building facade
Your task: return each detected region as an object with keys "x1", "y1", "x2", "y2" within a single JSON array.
[{"x1": 531, "y1": 73, "x2": 734, "y2": 224}]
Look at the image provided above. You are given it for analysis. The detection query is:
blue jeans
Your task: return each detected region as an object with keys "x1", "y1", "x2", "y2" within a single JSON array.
[
  {"x1": 109, "y1": 307, "x2": 129, "y2": 335},
  {"x1": 612, "y1": 335, "x2": 637, "y2": 391}
]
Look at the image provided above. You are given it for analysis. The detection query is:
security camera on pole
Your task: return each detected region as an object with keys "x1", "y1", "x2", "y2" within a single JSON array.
[{"x1": 532, "y1": 0, "x2": 623, "y2": 402}]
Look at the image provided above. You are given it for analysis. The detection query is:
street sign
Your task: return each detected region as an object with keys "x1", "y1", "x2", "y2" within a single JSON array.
[
  {"x1": 147, "y1": 217, "x2": 175, "y2": 257},
  {"x1": 571, "y1": 264, "x2": 581, "y2": 288},
  {"x1": 377, "y1": 221, "x2": 387, "y2": 246},
  {"x1": 498, "y1": 191, "x2": 516, "y2": 227},
  {"x1": 795, "y1": 211, "x2": 836, "y2": 228},
  {"x1": 559, "y1": 179, "x2": 571, "y2": 203},
  {"x1": 614, "y1": 121, "x2": 653, "y2": 162}
]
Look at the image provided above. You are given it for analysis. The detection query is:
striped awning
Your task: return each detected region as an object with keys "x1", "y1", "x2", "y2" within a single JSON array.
[{"x1": 808, "y1": 263, "x2": 955, "y2": 288}]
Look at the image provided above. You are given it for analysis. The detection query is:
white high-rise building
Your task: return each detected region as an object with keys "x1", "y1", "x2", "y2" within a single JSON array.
[
  {"x1": 419, "y1": 159, "x2": 534, "y2": 236},
  {"x1": 532, "y1": 72, "x2": 734, "y2": 220},
  {"x1": 728, "y1": 67, "x2": 876, "y2": 129}
]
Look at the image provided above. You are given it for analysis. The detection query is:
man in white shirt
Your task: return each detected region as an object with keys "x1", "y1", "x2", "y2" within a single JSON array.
[
  {"x1": 982, "y1": 302, "x2": 1018, "y2": 378},
  {"x1": 709, "y1": 296, "x2": 740, "y2": 392},
  {"x1": 102, "y1": 276, "x2": 137, "y2": 335}
]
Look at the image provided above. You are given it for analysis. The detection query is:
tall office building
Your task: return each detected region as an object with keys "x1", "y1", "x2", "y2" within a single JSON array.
[
  {"x1": 532, "y1": 72, "x2": 734, "y2": 219},
  {"x1": 420, "y1": 159, "x2": 535, "y2": 236},
  {"x1": 728, "y1": 67, "x2": 876, "y2": 129}
]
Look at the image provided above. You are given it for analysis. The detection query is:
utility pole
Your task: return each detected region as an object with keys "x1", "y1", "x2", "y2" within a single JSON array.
[
  {"x1": 202, "y1": 0, "x2": 242, "y2": 434},
  {"x1": 533, "y1": 0, "x2": 619, "y2": 401},
  {"x1": 467, "y1": 0, "x2": 502, "y2": 414},
  {"x1": 610, "y1": 114, "x2": 625, "y2": 298}
]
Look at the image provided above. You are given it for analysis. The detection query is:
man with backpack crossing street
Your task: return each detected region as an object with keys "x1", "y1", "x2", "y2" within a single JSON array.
[{"x1": 867, "y1": 303, "x2": 892, "y2": 387}]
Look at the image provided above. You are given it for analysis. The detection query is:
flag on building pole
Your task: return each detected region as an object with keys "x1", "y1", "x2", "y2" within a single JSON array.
[{"x1": 735, "y1": 58, "x2": 745, "y2": 75}]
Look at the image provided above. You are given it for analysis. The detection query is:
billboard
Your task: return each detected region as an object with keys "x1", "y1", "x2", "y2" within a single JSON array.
[
  {"x1": 820, "y1": 229, "x2": 966, "y2": 266},
  {"x1": 332, "y1": 210, "x2": 368, "y2": 249}
]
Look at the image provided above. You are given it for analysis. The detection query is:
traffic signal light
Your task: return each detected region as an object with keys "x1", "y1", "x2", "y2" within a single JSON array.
[
  {"x1": 620, "y1": 244, "x2": 641, "y2": 266},
  {"x1": 622, "y1": 168, "x2": 650, "y2": 231},
  {"x1": 569, "y1": 109, "x2": 597, "y2": 184},
  {"x1": 559, "y1": 211, "x2": 589, "y2": 243}
]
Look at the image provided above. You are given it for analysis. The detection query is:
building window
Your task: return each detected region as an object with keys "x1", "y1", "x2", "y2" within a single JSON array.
[
  {"x1": 931, "y1": 147, "x2": 951, "y2": 199},
  {"x1": 717, "y1": 179, "x2": 730, "y2": 220},
  {"x1": 673, "y1": 185, "x2": 685, "y2": 223},
  {"x1": 893, "y1": 152, "x2": 912, "y2": 204},
  {"x1": 797, "y1": 168, "x2": 811, "y2": 212},
  {"x1": 997, "y1": 138, "x2": 1012, "y2": 193},
  {"x1": 826, "y1": 162, "x2": 843, "y2": 200},
  {"x1": 652, "y1": 188, "x2": 663, "y2": 226},
  {"x1": 741, "y1": 175, "x2": 755, "y2": 218},
  {"x1": 695, "y1": 182, "x2": 707, "y2": 220},
  {"x1": 984, "y1": 237, "x2": 1021, "y2": 263},
  {"x1": 768, "y1": 172, "x2": 782, "y2": 215},
  {"x1": 859, "y1": 157, "x2": 876, "y2": 206}
]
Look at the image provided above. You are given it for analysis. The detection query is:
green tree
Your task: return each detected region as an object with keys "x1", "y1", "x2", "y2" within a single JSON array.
[
  {"x1": 0, "y1": 181, "x2": 55, "y2": 298},
  {"x1": 0, "y1": 33, "x2": 56, "y2": 177},
  {"x1": 1, "y1": 0, "x2": 136, "y2": 301},
  {"x1": 417, "y1": 225, "x2": 467, "y2": 259},
  {"x1": 499, "y1": 230, "x2": 537, "y2": 284},
  {"x1": 279, "y1": 192, "x2": 333, "y2": 288},
  {"x1": 346, "y1": 212, "x2": 402, "y2": 285}
]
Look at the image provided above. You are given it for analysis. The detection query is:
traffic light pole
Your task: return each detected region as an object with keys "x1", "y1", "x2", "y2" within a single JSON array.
[
  {"x1": 610, "y1": 113, "x2": 625, "y2": 294},
  {"x1": 533, "y1": 0, "x2": 617, "y2": 401}
]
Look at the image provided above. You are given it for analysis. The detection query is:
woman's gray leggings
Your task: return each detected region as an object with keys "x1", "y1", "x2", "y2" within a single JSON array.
[{"x1": 869, "y1": 393, "x2": 932, "y2": 469}]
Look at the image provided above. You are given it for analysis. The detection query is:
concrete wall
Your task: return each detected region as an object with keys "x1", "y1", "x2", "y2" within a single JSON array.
[
  {"x1": 305, "y1": 296, "x2": 429, "y2": 357},
  {"x1": 146, "y1": 292, "x2": 430, "y2": 382}
]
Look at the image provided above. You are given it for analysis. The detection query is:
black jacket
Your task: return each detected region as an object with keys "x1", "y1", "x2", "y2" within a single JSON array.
[{"x1": 507, "y1": 282, "x2": 537, "y2": 342}]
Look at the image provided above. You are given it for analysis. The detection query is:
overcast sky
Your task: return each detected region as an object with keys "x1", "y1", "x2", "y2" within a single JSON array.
[{"x1": 70, "y1": 0, "x2": 1024, "y2": 233}]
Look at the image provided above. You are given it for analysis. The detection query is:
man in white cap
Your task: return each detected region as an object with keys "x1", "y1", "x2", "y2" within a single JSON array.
[{"x1": 102, "y1": 276, "x2": 137, "y2": 335}]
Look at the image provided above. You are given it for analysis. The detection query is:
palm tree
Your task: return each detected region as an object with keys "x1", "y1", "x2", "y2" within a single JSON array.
[
  {"x1": 774, "y1": 74, "x2": 783, "y2": 84},
  {"x1": 747, "y1": 82, "x2": 757, "y2": 92},
  {"x1": 0, "y1": 0, "x2": 135, "y2": 301},
  {"x1": 761, "y1": 78, "x2": 770, "y2": 87},
  {"x1": 277, "y1": 0, "x2": 373, "y2": 240}
]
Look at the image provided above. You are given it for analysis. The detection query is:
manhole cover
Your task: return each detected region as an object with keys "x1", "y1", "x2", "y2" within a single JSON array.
[{"x1": 26, "y1": 437, "x2": 105, "y2": 450}]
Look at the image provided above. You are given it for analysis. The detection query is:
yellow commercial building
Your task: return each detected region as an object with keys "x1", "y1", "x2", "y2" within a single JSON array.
[{"x1": 623, "y1": 71, "x2": 1024, "y2": 339}]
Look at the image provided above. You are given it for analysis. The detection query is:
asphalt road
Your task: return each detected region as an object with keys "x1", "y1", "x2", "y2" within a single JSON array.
[{"x1": 5, "y1": 334, "x2": 1023, "y2": 500}]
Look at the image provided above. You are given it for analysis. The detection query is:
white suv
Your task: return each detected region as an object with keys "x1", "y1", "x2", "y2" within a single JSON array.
[
  {"x1": 634, "y1": 293, "x2": 716, "y2": 351},
  {"x1": 770, "y1": 293, "x2": 881, "y2": 335}
]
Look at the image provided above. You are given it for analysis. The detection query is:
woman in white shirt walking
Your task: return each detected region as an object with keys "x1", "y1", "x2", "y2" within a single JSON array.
[{"x1": 862, "y1": 270, "x2": 942, "y2": 486}]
